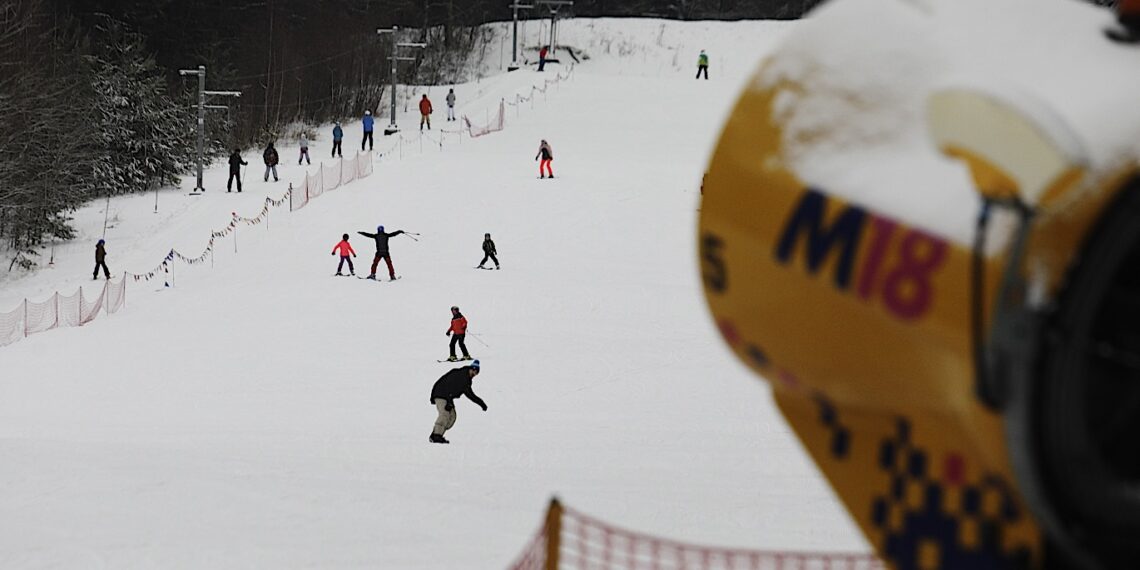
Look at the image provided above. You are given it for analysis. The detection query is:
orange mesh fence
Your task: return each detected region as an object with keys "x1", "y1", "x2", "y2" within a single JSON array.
[
  {"x1": 509, "y1": 500, "x2": 884, "y2": 570},
  {"x1": 0, "y1": 278, "x2": 128, "y2": 347}
]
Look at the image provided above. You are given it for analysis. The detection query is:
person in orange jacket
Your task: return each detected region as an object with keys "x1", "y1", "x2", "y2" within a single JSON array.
[
  {"x1": 331, "y1": 233, "x2": 357, "y2": 276},
  {"x1": 419, "y1": 94, "x2": 433, "y2": 131},
  {"x1": 446, "y1": 305, "x2": 472, "y2": 361}
]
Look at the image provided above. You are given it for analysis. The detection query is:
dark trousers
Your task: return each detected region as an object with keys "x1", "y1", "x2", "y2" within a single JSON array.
[
  {"x1": 299, "y1": 148, "x2": 310, "y2": 164},
  {"x1": 337, "y1": 256, "x2": 354, "y2": 274},
  {"x1": 538, "y1": 58, "x2": 546, "y2": 72},
  {"x1": 93, "y1": 260, "x2": 110, "y2": 279},
  {"x1": 370, "y1": 253, "x2": 395, "y2": 278},
  {"x1": 362, "y1": 131, "x2": 373, "y2": 151},
  {"x1": 332, "y1": 140, "x2": 342, "y2": 157},
  {"x1": 696, "y1": 65, "x2": 708, "y2": 79},
  {"x1": 450, "y1": 334, "x2": 470, "y2": 358},
  {"x1": 479, "y1": 252, "x2": 499, "y2": 268},
  {"x1": 227, "y1": 171, "x2": 241, "y2": 192}
]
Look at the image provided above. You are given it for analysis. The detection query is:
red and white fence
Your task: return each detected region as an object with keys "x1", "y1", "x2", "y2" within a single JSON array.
[
  {"x1": 510, "y1": 499, "x2": 884, "y2": 570},
  {"x1": 0, "y1": 277, "x2": 127, "y2": 347},
  {"x1": 289, "y1": 150, "x2": 374, "y2": 212}
]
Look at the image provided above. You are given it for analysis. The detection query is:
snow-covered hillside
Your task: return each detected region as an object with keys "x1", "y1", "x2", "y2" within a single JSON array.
[{"x1": 0, "y1": 18, "x2": 868, "y2": 569}]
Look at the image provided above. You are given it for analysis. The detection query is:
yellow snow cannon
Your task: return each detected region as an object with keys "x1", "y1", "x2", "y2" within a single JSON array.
[{"x1": 698, "y1": 0, "x2": 1140, "y2": 568}]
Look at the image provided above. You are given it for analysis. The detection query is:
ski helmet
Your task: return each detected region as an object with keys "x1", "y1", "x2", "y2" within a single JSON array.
[
  {"x1": 342, "y1": 233, "x2": 349, "y2": 240},
  {"x1": 97, "y1": 239, "x2": 105, "y2": 245},
  {"x1": 377, "y1": 225, "x2": 384, "y2": 233},
  {"x1": 451, "y1": 305, "x2": 459, "y2": 311},
  {"x1": 471, "y1": 359, "x2": 480, "y2": 370}
]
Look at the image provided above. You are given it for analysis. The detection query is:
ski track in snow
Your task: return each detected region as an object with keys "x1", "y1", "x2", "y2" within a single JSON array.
[{"x1": 0, "y1": 19, "x2": 867, "y2": 569}]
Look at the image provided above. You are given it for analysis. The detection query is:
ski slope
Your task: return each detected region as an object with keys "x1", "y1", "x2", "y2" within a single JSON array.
[{"x1": 0, "y1": 18, "x2": 868, "y2": 569}]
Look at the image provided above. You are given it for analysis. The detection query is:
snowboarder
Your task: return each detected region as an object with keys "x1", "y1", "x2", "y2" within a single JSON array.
[
  {"x1": 362, "y1": 110, "x2": 374, "y2": 151},
  {"x1": 357, "y1": 225, "x2": 405, "y2": 280},
  {"x1": 696, "y1": 50, "x2": 709, "y2": 80},
  {"x1": 331, "y1": 233, "x2": 357, "y2": 276},
  {"x1": 446, "y1": 305, "x2": 472, "y2": 361},
  {"x1": 93, "y1": 239, "x2": 110, "y2": 280},
  {"x1": 419, "y1": 94, "x2": 433, "y2": 131},
  {"x1": 263, "y1": 142, "x2": 280, "y2": 182},
  {"x1": 429, "y1": 360, "x2": 486, "y2": 444},
  {"x1": 446, "y1": 89, "x2": 457, "y2": 122},
  {"x1": 299, "y1": 134, "x2": 311, "y2": 165},
  {"x1": 227, "y1": 148, "x2": 247, "y2": 192},
  {"x1": 535, "y1": 139, "x2": 554, "y2": 179},
  {"x1": 332, "y1": 122, "x2": 344, "y2": 157},
  {"x1": 477, "y1": 233, "x2": 500, "y2": 269},
  {"x1": 538, "y1": 46, "x2": 548, "y2": 72}
]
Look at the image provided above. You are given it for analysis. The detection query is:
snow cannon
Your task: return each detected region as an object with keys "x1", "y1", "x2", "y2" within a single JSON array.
[{"x1": 698, "y1": 0, "x2": 1140, "y2": 568}]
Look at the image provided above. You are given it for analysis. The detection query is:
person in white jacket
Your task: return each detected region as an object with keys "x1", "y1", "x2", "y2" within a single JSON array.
[
  {"x1": 298, "y1": 134, "x2": 311, "y2": 165},
  {"x1": 446, "y1": 88, "x2": 457, "y2": 122}
]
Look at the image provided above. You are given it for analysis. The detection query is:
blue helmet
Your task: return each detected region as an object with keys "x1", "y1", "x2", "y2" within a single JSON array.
[
  {"x1": 97, "y1": 239, "x2": 105, "y2": 245},
  {"x1": 471, "y1": 359, "x2": 480, "y2": 370},
  {"x1": 377, "y1": 225, "x2": 384, "y2": 233}
]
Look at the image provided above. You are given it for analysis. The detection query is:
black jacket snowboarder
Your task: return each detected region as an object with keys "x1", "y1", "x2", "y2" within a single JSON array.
[
  {"x1": 227, "y1": 149, "x2": 247, "y2": 192},
  {"x1": 478, "y1": 233, "x2": 500, "y2": 269},
  {"x1": 429, "y1": 361, "x2": 486, "y2": 444},
  {"x1": 357, "y1": 225, "x2": 405, "y2": 280}
]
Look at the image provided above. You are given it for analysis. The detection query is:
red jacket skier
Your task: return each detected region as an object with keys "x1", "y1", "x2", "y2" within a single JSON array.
[
  {"x1": 331, "y1": 234, "x2": 357, "y2": 276},
  {"x1": 445, "y1": 306, "x2": 471, "y2": 361},
  {"x1": 419, "y1": 95, "x2": 433, "y2": 131}
]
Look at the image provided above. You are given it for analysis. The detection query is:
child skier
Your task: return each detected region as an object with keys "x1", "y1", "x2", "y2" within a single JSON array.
[
  {"x1": 331, "y1": 233, "x2": 357, "y2": 275},
  {"x1": 477, "y1": 233, "x2": 500, "y2": 269},
  {"x1": 299, "y1": 134, "x2": 311, "y2": 165},
  {"x1": 446, "y1": 305, "x2": 472, "y2": 362},
  {"x1": 419, "y1": 94, "x2": 433, "y2": 131},
  {"x1": 263, "y1": 142, "x2": 280, "y2": 182},
  {"x1": 332, "y1": 122, "x2": 344, "y2": 157},
  {"x1": 357, "y1": 225, "x2": 405, "y2": 280},
  {"x1": 535, "y1": 139, "x2": 554, "y2": 179},
  {"x1": 362, "y1": 110, "x2": 374, "y2": 151},
  {"x1": 93, "y1": 239, "x2": 110, "y2": 280},
  {"x1": 227, "y1": 148, "x2": 247, "y2": 192},
  {"x1": 429, "y1": 360, "x2": 486, "y2": 444},
  {"x1": 446, "y1": 88, "x2": 456, "y2": 122}
]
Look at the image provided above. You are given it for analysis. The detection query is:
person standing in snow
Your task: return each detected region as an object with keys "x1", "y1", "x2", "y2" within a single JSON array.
[
  {"x1": 362, "y1": 110, "x2": 374, "y2": 151},
  {"x1": 446, "y1": 88, "x2": 457, "y2": 122},
  {"x1": 298, "y1": 134, "x2": 311, "y2": 165},
  {"x1": 477, "y1": 233, "x2": 499, "y2": 269},
  {"x1": 696, "y1": 50, "x2": 709, "y2": 80},
  {"x1": 538, "y1": 45, "x2": 548, "y2": 72},
  {"x1": 331, "y1": 233, "x2": 357, "y2": 276},
  {"x1": 332, "y1": 122, "x2": 344, "y2": 157},
  {"x1": 446, "y1": 305, "x2": 473, "y2": 362},
  {"x1": 263, "y1": 142, "x2": 280, "y2": 182},
  {"x1": 227, "y1": 148, "x2": 247, "y2": 193},
  {"x1": 93, "y1": 239, "x2": 110, "y2": 280},
  {"x1": 419, "y1": 94, "x2": 433, "y2": 131},
  {"x1": 357, "y1": 225, "x2": 405, "y2": 280},
  {"x1": 429, "y1": 360, "x2": 486, "y2": 444},
  {"x1": 535, "y1": 139, "x2": 554, "y2": 179}
]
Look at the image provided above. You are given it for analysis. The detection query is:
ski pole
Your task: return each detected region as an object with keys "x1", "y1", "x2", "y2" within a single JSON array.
[
  {"x1": 468, "y1": 331, "x2": 490, "y2": 348},
  {"x1": 403, "y1": 232, "x2": 421, "y2": 242}
]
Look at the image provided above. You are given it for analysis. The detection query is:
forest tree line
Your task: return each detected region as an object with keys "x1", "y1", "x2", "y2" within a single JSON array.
[{"x1": 0, "y1": 0, "x2": 819, "y2": 269}]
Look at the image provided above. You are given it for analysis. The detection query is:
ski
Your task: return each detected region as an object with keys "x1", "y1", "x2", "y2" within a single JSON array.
[
  {"x1": 436, "y1": 357, "x2": 475, "y2": 363},
  {"x1": 357, "y1": 276, "x2": 400, "y2": 281},
  {"x1": 474, "y1": 266, "x2": 498, "y2": 270}
]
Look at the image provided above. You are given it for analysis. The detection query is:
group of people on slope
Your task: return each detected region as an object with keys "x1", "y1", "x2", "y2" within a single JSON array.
[{"x1": 329, "y1": 231, "x2": 498, "y2": 278}]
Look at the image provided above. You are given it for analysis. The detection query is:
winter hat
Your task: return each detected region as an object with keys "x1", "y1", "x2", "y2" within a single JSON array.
[
  {"x1": 377, "y1": 225, "x2": 384, "y2": 232},
  {"x1": 365, "y1": 110, "x2": 371, "y2": 115},
  {"x1": 470, "y1": 359, "x2": 480, "y2": 370},
  {"x1": 97, "y1": 239, "x2": 105, "y2": 245},
  {"x1": 342, "y1": 233, "x2": 349, "y2": 240},
  {"x1": 451, "y1": 305, "x2": 460, "y2": 311}
]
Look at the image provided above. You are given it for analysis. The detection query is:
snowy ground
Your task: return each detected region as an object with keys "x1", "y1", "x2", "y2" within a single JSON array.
[{"x1": 0, "y1": 18, "x2": 868, "y2": 569}]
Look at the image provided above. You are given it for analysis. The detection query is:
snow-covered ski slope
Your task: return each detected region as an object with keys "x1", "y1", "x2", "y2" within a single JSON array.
[{"x1": 0, "y1": 18, "x2": 869, "y2": 569}]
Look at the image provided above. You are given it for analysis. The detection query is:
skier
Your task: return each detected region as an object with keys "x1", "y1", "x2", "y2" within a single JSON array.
[
  {"x1": 446, "y1": 305, "x2": 472, "y2": 362},
  {"x1": 227, "y1": 148, "x2": 247, "y2": 193},
  {"x1": 332, "y1": 122, "x2": 344, "y2": 157},
  {"x1": 362, "y1": 110, "x2": 374, "y2": 151},
  {"x1": 429, "y1": 360, "x2": 486, "y2": 444},
  {"x1": 477, "y1": 233, "x2": 500, "y2": 269},
  {"x1": 419, "y1": 94, "x2": 433, "y2": 131},
  {"x1": 298, "y1": 134, "x2": 311, "y2": 165},
  {"x1": 331, "y1": 233, "x2": 357, "y2": 276},
  {"x1": 696, "y1": 50, "x2": 709, "y2": 80},
  {"x1": 535, "y1": 139, "x2": 554, "y2": 179},
  {"x1": 357, "y1": 225, "x2": 405, "y2": 280},
  {"x1": 538, "y1": 46, "x2": 548, "y2": 72},
  {"x1": 93, "y1": 239, "x2": 110, "y2": 280},
  {"x1": 446, "y1": 88, "x2": 457, "y2": 122},
  {"x1": 263, "y1": 142, "x2": 280, "y2": 182}
]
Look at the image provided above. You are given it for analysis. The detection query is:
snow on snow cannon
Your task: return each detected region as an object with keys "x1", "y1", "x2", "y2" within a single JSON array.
[{"x1": 698, "y1": 0, "x2": 1140, "y2": 568}]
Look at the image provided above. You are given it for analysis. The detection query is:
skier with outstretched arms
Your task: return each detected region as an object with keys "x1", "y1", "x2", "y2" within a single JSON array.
[{"x1": 357, "y1": 225, "x2": 405, "y2": 280}]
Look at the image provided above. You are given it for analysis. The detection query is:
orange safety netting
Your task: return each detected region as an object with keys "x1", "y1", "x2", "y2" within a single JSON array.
[
  {"x1": 0, "y1": 277, "x2": 128, "y2": 347},
  {"x1": 290, "y1": 150, "x2": 375, "y2": 212}
]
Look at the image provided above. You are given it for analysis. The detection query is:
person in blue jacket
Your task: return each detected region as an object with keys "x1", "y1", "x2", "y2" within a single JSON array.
[
  {"x1": 332, "y1": 122, "x2": 343, "y2": 157},
  {"x1": 361, "y1": 110, "x2": 374, "y2": 151}
]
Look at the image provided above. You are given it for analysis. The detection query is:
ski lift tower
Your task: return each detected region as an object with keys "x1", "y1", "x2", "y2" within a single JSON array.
[
  {"x1": 536, "y1": 0, "x2": 573, "y2": 57},
  {"x1": 377, "y1": 27, "x2": 426, "y2": 136},
  {"x1": 177, "y1": 65, "x2": 241, "y2": 195},
  {"x1": 508, "y1": 1, "x2": 534, "y2": 71}
]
